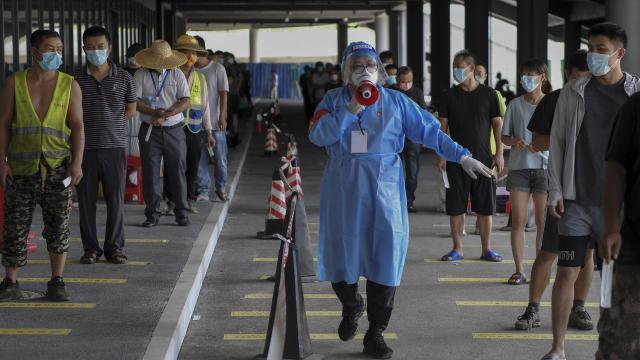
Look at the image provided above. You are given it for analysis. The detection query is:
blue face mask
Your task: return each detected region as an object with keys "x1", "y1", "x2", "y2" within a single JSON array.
[
  {"x1": 453, "y1": 67, "x2": 469, "y2": 83},
  {"x1": 387, "y1": 75, "x2": 397, "y2": 85},
  {"x1": 86, "y1": 49, "x2": 108, "y2": 66},
  {"x1": 587, "y1": 51, "x2": 615, "y2": 77},
  {"x1": 520, "y1": 75, "x2": 539, "y2": 93},
  {"x1": 38, "y1": 51, "x2": 63, "y2": 71}
]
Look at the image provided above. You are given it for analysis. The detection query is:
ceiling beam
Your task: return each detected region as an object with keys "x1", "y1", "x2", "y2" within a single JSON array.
[{"x1": 176, "y1": 3, "x2": 394, "y2": 12}]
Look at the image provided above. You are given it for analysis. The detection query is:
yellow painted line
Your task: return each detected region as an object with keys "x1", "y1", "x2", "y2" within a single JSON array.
[
  {"x1": 253, "y1": 257, "x2": 317, "y2": 262},
  {"x1": 224, "y1": 333, "x2": 398, "y2": 341},
  {"x1": 0, "y1": 328, "x2": 71, "y2": 336},
  {"x1": 29, "y1": 259, "x2": 150, "y2": 266},
  {"x1": 457, "y1": 301, "x2": 599, "y2": 308},
  {"x1": 244, "y1": 293, "x2": 366, "y2": 300},
  {"x1": 438, "y1": 277, "x2": 555, "y2": 283},
  {"x1": 232, "y1": 310, "x2": 340, "y2": 317},
  {"x1": 0, "y1": 302, "x2": 96, "y2": 309},
  {"x1": 425, "y1": 259, "x2": 534, "y2": 264},
  {"x1": 20, "y1": 277, "x2": 127, "y2": 284},
  {"x1": 259, "y1": 275, "x2": 366, "y2": 281},
  {"x1": 65, "y1": 237, "x2": 169, "y2": 244},
  {"x1": 473, "y1": 332, "x2": 597, "y2": 341}
]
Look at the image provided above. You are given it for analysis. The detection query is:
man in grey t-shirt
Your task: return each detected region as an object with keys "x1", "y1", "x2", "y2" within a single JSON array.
[{"x1": 543, "y1": 22, "x2": 640, "y2": 360}]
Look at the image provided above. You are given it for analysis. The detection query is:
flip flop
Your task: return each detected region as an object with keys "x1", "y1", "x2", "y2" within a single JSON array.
[
  {"x1": 480, "y1": 249, "x2": 503, "y2": 262},
  {"x1": 508, "y1": 272, "x2": 527, "y2": 285},
  {"x1": 441, "y1": 249, "x2": 464, "y2": 262}
]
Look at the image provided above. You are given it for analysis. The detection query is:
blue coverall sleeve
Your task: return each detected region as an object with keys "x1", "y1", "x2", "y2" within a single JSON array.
[
  {"x1": 401, "y1": 94, "x2": 471, "y2": 163},
  {"x1": 308, "y1": 92, "x2": 358, "y2": 147}
]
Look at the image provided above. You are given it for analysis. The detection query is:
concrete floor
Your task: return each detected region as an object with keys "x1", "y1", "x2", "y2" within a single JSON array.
[{"x1": 178, "y1": 102, "x2": 600, "y2": 360}]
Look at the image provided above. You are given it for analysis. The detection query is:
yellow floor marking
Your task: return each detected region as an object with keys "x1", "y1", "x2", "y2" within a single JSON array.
[
  {"x1": 253, "y1": 257, "x2": 317, "y2": 262},
  {"x1": 473, "y1": 332, "x2": 597, "y2": 341},
  {"x1": 457, "y1": 301, "x2": 599, "y2": 308},
  {"x1": 0, "y1": 302, "x2": 96, "y2": 309},
  {"x1": 63, "y1": 237, "x2": 169, "y2": 244},
  {"x1": 224, "y1": 333, "x2": 398, "y2": 341},
  {"x1": 19, "y1": 277, "x2": 127, "y2": 284},
  {"x1": 425, "y1": 259, "x2": 534, "y2": 264},
  {"x1": 244, "y1": 293, "x2": 366, "y2": 300},
  {"x1": 232, "y1": 310, "x2": 340, "y2": 317},
  {"x1": 259, "y1": 275, "x2": 366, "y2": 281},
  {"x1": 438, "y1": 277, "x2": 554, "y2": 283},
  {"x1": 0, "y1": 328, "x2": 71, "y2": 336},
  {"x1": 29, "y1": 259, "x2": 150, "y2": 266}
]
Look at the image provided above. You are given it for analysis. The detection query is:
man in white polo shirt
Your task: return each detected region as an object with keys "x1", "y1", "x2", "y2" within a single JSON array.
[{"x1": 133, "y1": 40, "x2": 191, "y2": 227}]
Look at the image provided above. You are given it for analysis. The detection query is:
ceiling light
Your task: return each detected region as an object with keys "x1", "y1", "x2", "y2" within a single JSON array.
[{"x1": 284, "y1": 17, "x2": 290, "y2": 22}]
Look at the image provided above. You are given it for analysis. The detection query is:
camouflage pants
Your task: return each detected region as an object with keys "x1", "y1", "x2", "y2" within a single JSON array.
[
  {"x1": 596, "y1": 264, "x2": 640, "y2": 360},
  {"x1": 2, "y1": 165, "x2": 72, "y2": 267}
]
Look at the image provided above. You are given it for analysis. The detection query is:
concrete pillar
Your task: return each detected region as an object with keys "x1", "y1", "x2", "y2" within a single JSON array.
[
  {"x1": 249, "y1": 28, "x2": 259, "y2": 63},
  {"x1": 564, "y1": 20, "x2": 582, "y2": 70},
  {"x1": 399, "y1": 9, "x2": 407, "y2": 67},
  {"x1": 606, "y1": 0, "x2": 640, "y2": 75},
  {"x1": 465, "y1": 0, "x2": 490, "y2": 68},
  {"x1": 517, "y1": 0, "x2": 548, "y2": 94},
  {"x1": 337, "y1": 22, "x2": 349, "y2": 62},
  {"x1": 375, "y1": 13, "x2": 390, "y2": 52},
  {"x1": 430, "y1": 0, "x2": 450, "y2": 109},
  {"x1": 406, "y1": 0, "x2": 425, "y2": 89}
]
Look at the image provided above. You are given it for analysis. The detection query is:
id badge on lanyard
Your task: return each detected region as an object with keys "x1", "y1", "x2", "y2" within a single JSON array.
[
  {"x1": 149, "y1": 70, "x2": 169, "y2": 110},
  {"x1": 350, "y1": 105, "x2": 375, "y2": 154}
]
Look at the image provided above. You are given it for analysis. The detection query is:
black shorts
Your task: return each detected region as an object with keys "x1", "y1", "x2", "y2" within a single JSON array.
[
  {"x1": 445, "y1": 162, "x2": 496, "y2": 216},
  {"x1": 540, "y1": 214, "x2": 559, "y2": 253},
  {"x1": 557, "y1": 235, "x2": 592, "y2": 267}
]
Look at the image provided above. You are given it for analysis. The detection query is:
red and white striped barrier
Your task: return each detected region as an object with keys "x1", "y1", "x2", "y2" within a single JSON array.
[{"x1": 264, "y1": 128, "x2": 278, "y2": 156}]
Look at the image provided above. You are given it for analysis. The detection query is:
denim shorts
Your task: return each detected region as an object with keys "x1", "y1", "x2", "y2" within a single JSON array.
[{"x1": 506, "y1": 169, "x2": 548, "y2": 194}]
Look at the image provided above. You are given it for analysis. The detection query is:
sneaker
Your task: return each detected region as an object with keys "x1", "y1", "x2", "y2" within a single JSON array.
[
  {"x1": 525, "y1": 226, "x2": 537, "y2": 232},
  {"x1": 187, "y1": 200, "x2": 199, "y2": 214},
  {"x1": 196, "y1": 194, "x2": 210, "y2": 202},
  {"x1": 499, "y1": 225, "x2": 512, "y2": 232},
  {"x1": 338, "y1": 297, "x2": 365, "y2": 341},
  {"x1": 568, "y1": 306, "x2": 594, "y2": 330},
  {"x1": 407, "y1": 202, "x2": 417, "y2": 213},
  {"x1": 162, "y1": 201, "x2": 175, "y2": 216},
  {"x1": 176, "y1": 216, "x2": 191, "y2": 226},
  {"x1": 363, "y1": 328, "x2": 393, "y2": 359},
  {"x1": 45, "y1": 277, "x2": 69, "y2": 302},
  {"x1": 79, "y1": 250, "x2": 100, "y2": 264},
  {"x1": 515, "y1": 306, "x2": 540, "y2": 330},
  {"x1": 142, "y1": 218, "x2": 159, "y2": 228},
  {"x1": 0, "y1": 278, "x2": 22, "y2": 300}
]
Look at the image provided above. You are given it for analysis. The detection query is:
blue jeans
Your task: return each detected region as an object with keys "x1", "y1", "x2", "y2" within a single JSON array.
[{"x1": 197, "y1": 130, "x2": 228, "y2": 195}]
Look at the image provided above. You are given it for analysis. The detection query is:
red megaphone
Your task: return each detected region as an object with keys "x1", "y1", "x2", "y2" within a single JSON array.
[{"x1": 355, "y1": 81, "x2": 380, "y2": 106}]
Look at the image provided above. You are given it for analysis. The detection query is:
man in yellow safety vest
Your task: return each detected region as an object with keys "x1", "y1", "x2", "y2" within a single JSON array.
[{"x1": 0, "y1": 29, "x2": 84, "y2": 301}]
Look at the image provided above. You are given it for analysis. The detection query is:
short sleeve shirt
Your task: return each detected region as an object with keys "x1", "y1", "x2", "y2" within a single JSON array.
[
  {"x1": 527, "y1": 88, "x2": 561, "y2": 135},
  {"x1": 197, "y1": 61, "x2": 229, "y2": 130},
  {"x1": 134, "y1": 68, "x2": 190, "y2": 127},
  {"x1": 439, "y1": 84, "x2": 500, "y2": 166},
  {"x1": 74, "y1": 63, "x2": 137, "y2": 149},
  {"x1": 606, "y1": 92, "x2": 640, "y2": 265},
  {"x1": 502, "y1": 96, "x2": 548, "y2": 170}
]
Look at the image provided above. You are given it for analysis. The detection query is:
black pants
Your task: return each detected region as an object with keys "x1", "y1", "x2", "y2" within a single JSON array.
[
  {"x1": 76, "y1": 148, "x2": 126, "y2": 257},
  {"x1": 139, "y1": 123, "x2": 188, "y2": 220},
  {"x1": 332, "y1": 280, "x2": 396, "y2": 328},
  {"x1": 165, "y1": 128, "x2": 203, "y2": 201},
  {"x1": 403, "y1": 140, "x2": 421, "y2": 203}
]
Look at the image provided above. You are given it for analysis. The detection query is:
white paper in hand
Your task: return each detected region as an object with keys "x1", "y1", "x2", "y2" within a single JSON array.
[
  {"x1": 600, "y1": 260, "x2": 614, "y2": 308},
  {"x1": 442, "y1": 171, "x2": 450, "y2": 189},
  {"x1": 62, "y1": 177, "x2": 72, "y2": 188},
  {"x1": 207, "y1": 145, "x2": 215, "y2": 158}
]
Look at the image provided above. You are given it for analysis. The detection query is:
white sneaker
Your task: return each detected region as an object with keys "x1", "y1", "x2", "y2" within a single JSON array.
[{"x1": 196, "y1": 194, "x2": 210, "y2": 202}]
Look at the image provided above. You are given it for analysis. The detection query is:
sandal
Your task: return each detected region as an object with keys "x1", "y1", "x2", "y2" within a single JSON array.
[
  {"x1": 480, "y1": 249, "x2": 503, "y2": 262},
  {"x1": 508, "y1": 272, "x2": 527, "y2": 285},
  {"x1": 441, "y1": 249, "x2": 464, "y2": 262}
]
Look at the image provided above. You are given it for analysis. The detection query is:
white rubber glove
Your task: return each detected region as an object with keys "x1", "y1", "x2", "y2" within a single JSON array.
[
  {"x1": 348, "y1": 95, "x2": 365, "y2": 115},
  {"x1": 460, "y1": 156, "x2": 493, "y2": 180}
]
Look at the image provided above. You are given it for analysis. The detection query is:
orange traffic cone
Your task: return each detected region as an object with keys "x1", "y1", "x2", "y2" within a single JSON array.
[
  {"x1": 264, "y1": 128, "x2": 278, "y2": 157},
  {"x1": 257, "y1": 167, "x2": 287, "y2": 239}
]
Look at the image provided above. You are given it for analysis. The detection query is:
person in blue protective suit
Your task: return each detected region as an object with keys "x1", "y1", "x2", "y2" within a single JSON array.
[{"x1": 308, "y1": 42, "x2": 493, "y2": 359}]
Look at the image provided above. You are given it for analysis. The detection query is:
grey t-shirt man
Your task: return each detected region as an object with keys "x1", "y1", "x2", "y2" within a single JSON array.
[{"x1": 574, "y1": 77, "x2": 628, "y2": 206}]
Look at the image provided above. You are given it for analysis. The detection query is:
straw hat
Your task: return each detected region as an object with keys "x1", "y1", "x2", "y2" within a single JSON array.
[
  {"x1": 174, "y1": 34, "x2": 208, "y2": 56},
  {"x1": 135, "y1": 40, "x2": 187, "y2": 70}
]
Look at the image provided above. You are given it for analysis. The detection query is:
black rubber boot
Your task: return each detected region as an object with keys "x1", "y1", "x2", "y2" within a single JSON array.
[
  {"x1": 338, "y1": 295, "x2": 365, "y2": 341},
  {"x1": 363, "y1": 324, "x2": 393, "y2": 359}
]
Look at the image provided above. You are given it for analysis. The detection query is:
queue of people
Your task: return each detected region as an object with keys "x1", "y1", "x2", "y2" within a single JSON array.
[{"x1": 0, "y1": 27, "x2": 234, "y2": 301}]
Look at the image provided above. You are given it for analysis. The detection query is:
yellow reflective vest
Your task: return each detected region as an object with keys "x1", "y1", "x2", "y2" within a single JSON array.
[
  {"x1": 185, "y1": 71, "x2": 207, "y2": 133},
  {"x1": 9, "y1": 70, "x2": 72, "y2": 176}
]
